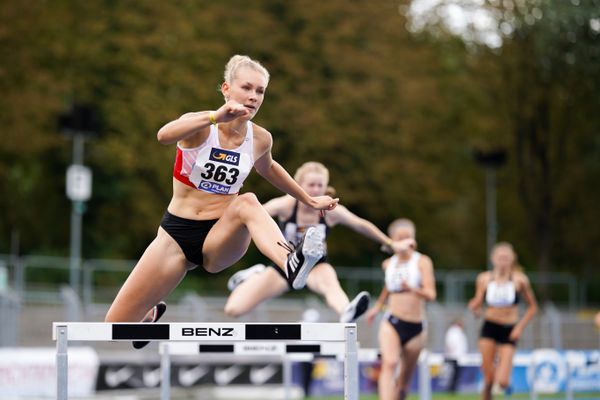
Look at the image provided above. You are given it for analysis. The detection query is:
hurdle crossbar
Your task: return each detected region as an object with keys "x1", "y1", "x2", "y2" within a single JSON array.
[{"x1": 53, "y1": 322, "x2": 358, "y2": 400}]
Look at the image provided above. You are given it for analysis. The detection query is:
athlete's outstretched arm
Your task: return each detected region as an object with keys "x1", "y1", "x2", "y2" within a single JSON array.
[
  {"x1": 157, "y1": 100, "x2": 250, "y2": 145},
  {"x1": 328, "y1": 206, "x2": 417, "y2": 253},
  {"x1": 261, "y1": 195, "x2": 294, "y2": 218},
  {"x1": 329, "y1": 205, "x2": 393, "y2": 245},
  {"x1": 253, "y1": 136, "x2": 338, "y2": 211}
]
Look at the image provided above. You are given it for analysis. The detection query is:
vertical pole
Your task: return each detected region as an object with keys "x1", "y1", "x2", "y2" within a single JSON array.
[
  {"x1": 69, "y1": 134, "x2": 84, "y2": 295},
  {"x1": 160, "y1": 343, "x2": 170, "y2": 400},
  {"x1": 56, "y1": 325, "x2": 68, "y2": 400},
  {"x1": 344, "y1": 324, "x2": 358, "y2": 400},
  {"x1": 565, "y1": 359, "x2": 573, "y2": 400},
  {"x1": 530, "y1": 357, "x2": 538, "y2": 400},
  {"x1": 282, "y1": 355, "x2": 291, "y2": 400},
  {"x1": 10, "y1": 229, "x2": 21, "y2": 294},
  {"x1": 485, "y1": 167, "x2": 498, "y2": 269},
  {"x1": 418, "y1": 350, "x2": 432, "y2": 400},
  {"x1": 82, "y1": 262, "x2": 92, "y2": 309}
]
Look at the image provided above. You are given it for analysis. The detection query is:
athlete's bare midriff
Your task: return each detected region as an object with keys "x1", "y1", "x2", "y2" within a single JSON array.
[
  {"x1": 167, "y1": 178, "x2": 237, "y2": 220},
  {"x1": 484, "y1": 306, "x2": 519, "y2": 325},
  {"x1": 387, "y1": 292, "x2": 425, "y2": 323}
]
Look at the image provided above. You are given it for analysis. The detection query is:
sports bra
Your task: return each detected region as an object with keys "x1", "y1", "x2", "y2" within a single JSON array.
[
  {"x1": 173, "y1": 122, "x2": 254, "y2": 195},
  {"x1": 280, "y1": 201, "x2": 329, "y2": 249},
  {"x1": 385, "y1": 252, "x2": 422, "y2": 293},
  {"x1": 485, "y1": 274, "x2": 520, "y2": 308}
]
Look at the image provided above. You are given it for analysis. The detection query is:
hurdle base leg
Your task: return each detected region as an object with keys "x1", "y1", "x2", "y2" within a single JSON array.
[
  {"x1": 161, "y1": 343, "x2": 171, "y2": 400},
  {"x1": 344, "y1": 325, "x2": 358, "y2": 400},
  {"x1": 56, "y1": 324, "x2": 68, "y2": 400}
]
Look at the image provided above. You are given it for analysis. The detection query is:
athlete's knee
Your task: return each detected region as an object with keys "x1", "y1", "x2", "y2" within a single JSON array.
[
  {"x1": 104, "y1": 310, "x2": 116, "y2": 323},
  {"x1": 201, "y1": 254, "x2": 222, "y2": 274},
  {"x1": 497, "y1": 378, "x2": 510, "y2": 389},
  {"x1": 224, "y1": 301, "x2": 246, "y2": 318},
  {"x1": 202, "y1": 262, "x2": 222, "y2": 274},
  {"x1": 105, "y1": 307, "x2": 124, "y2": 323},
  {"x1": 235, "y1": 192, "x2": 261, "y2": 210},
  {"x1": 483, "y1": 374, "x2": 495, "y2": 386},
  {"x1": 380, "y1": 358, "x2": 399, "y2": 372}
]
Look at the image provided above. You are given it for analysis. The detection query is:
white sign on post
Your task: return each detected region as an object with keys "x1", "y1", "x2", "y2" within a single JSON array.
[{"x1": 66, "y1": 165, "x2": 92, "y2": 202}]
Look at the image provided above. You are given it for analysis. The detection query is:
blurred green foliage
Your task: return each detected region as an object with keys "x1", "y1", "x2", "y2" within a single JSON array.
[{"x1": 0, "y1": 0, "x2": 599, "y2": 299}]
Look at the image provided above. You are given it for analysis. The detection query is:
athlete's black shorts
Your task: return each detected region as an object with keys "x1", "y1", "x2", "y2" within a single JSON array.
[
  {"x1": 160, "y1": 211, "x2": 218, "y2": 266},
  {"x1": 386, "y1": 313, "x2": 424, "y2": 346},
  {"x1": 269, "y1": 255, "x2": 328, "y2": 289},
  {"x1": 480, "y1": 319, "x2": 517, "y2": 346}
]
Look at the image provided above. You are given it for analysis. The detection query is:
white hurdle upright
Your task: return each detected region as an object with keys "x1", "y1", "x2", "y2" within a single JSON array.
[{"x1": 52, "y1": 322, "x2": 358, "y2": 400}]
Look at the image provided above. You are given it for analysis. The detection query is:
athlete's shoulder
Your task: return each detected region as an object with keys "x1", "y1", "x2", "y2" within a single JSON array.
[
  {"x1": 382, "y1": 256, "x2": 394, "y2": 270},
  {"x1": 418, "y1": 253, "x2": 433, "y2": 267},
  {"x1": 251, "y1": 123, "x2": 272, "y2": 154},
  {"x1": 476, "y1": 270, "x2": 492, "y2": 284},
  {"x1": 513, "y1": 269, "x2": 531, "y2": 285},
  {"x1": 251, "y1": 123, "x2": 272, "y2": 141}
]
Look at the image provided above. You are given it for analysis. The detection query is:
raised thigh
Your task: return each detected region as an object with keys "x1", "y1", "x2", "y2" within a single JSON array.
[
  {"x1": 201, "y1": 197, "x2": 254, "y2": 273},
  {"x1": 106, "y1": 228, "x2": 188, "y2": 322}
]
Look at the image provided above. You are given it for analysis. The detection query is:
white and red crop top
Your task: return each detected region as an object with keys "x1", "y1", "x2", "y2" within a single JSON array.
[{"x1": 173, "y1": 122, "x2": 254, "y2": 195}]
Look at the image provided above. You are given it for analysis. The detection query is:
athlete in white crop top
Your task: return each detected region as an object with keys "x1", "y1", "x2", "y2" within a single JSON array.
[
  {"x1": 484, "y1": 277, "x2": 518, "y2": 308},
  {"x1": 385, "y1": 252, "x2": 422, "y2": 293},
  {"x1": 366, "y1": 219, "x2": 436, "y2": 400},
  {"x1": 224, "y1": 161, "x2": 412, "y2": 323},
  {"x1": 174, "y1": 122, "x2": 254, "y2": 195},
  {"x1": 468, "y1": 242, "x2": 538, "y2": 400},
  {"x1": 105, "y1": 55, "x2": 339, "y2": 342}
]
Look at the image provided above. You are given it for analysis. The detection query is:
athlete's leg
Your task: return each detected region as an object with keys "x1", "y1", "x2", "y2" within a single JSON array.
[
  {"x1": 378, "y1": 320, "x2": 401, "y2": 400},
  {"x1": 495, "y1": 344, "x2": 516, "y2": 390},
  {"x1": 105, "y1": 228, "x2": 188, "y2": 322},
  {"x1": 202, "y1": 193, "x2": 288, "y2": 272},
  {"x1": 224, "y1": 267, "x2": 289, "y2": 317},
  {"x1": 396, "y1": 331, "x2": 426, "y2": 400},
  {"x1": 306, "y1": 262, "x2": 349, "y2": 314},
  {"x1": 202, "y1": 193, "x2": 323, "y2": 289},
  {"x1": 479, "y1": 338, "x2": 497, "y2": 400}
]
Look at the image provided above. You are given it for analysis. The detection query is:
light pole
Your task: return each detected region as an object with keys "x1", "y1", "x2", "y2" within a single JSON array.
[
  {"x1": 59, "y1": 104, "x2": 99, "y2": 295},
  {"x1": 473, "y1": 148, "x2": 507, "y2": 269}
]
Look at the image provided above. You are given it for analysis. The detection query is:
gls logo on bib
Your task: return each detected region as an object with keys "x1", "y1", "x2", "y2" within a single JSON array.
[{"x1": 210, "y1": 148, "x2": 240, "y2": 166}]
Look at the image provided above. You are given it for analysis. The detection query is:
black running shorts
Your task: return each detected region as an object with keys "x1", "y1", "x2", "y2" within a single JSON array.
[
  {"x1": 480, "y1": 319, "x2": 517, "y2": 346},
  {"x1": 160, "y1": 211, "x2": 218, "y2": 266}
]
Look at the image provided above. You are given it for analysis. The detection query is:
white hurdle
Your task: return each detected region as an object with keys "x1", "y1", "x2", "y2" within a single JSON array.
[
  {"x1": 159, "y1": 341, "x2": 378, "y2": 400},
  {"x1": 52, "y1": 322, "x2": 359, "y2": 400}
]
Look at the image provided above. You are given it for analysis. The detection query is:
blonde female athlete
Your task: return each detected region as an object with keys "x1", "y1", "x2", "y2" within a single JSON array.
[
  {"x1": 104, "y1": 55, "x2": 338, "y2": 348},
  {"x1": 224, "y1": 161, "x2": 410, "y2": 323},
  {"x1": 468, "y1": 242, "x2": 538, "y2": 399},
  {"x1": 365, "y1": 218, "x2": 436, "y2": 400}
]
